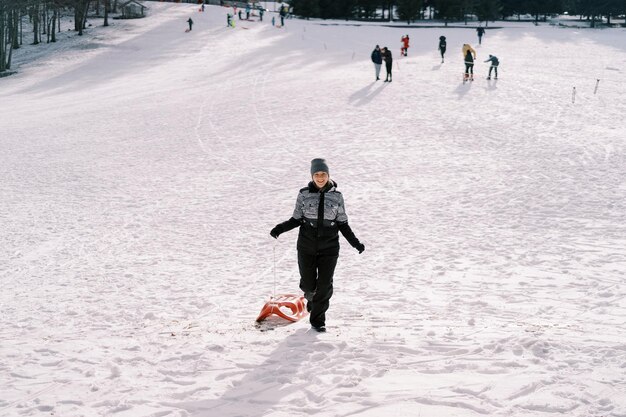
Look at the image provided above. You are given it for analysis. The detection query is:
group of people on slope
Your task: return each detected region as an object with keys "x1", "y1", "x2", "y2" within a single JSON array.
[
  {"x1": 370, "y1": 45, "x2": 394, "y2": 82},
  {"x1": 371, "y1": 31, "x2": 499, "y2": 82},
  {"x1": 369, "y1": 35, "x2": 409, "y2": 83},
  {"x1": 188, "y1": 3, "x2": 286, "y2": 30},
  {"x1": 462, "y1": 43, "x2": 499, "y2": 81},
  {"x1": 232, "y1": 4, "x2": 265, "y2": 22},
  {"x1": 227, "y1": 5, "x2": 284, "y2": 28}
]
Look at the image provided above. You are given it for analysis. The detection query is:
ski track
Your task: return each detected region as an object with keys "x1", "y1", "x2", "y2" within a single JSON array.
[{"x1": 1, "y1": 3, "x2": 625, "y2": 417}]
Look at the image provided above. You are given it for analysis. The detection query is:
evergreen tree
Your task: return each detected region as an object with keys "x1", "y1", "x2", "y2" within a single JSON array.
[
  {"x1": 500, "y1": 0, "x2": 521, "y2": 18},
  {"x1": 290, "y1": 0, "x2": 321, "y2": 19},
  {"x1": 355, "y1": 0, "x2": 379, "y2": 19},
  {"x1": 337, "y1": 0, "x2": 357, "y2": 20},
  {"x1": 474, "y1": 0, "x2": 501, "y2": 23},
  {"x1": 318, "y1": 0, "x2": 340, "y2": 18},
  {"x1": 397, "y1": 0, "x2": 422, "y2": 23},
  {"x1": 434, "y1": 0, "x2": 464, "y2": 24},
  {"x1": 602, "y1": 0, "x2": 623, "y2": 24}
]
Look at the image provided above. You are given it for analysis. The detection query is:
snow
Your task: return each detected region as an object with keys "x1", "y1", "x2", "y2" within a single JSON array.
[{"x1": 1, "y1": 3, "x2": 625, "y2": 416}]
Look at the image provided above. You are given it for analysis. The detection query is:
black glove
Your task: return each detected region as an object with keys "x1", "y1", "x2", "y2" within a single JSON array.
[
  {"x1": 270, "y1": 226, "x2": 281, "y2": 239},
  {"x1": 355, "y1": 243, "x2": 365, "y2": 254}
]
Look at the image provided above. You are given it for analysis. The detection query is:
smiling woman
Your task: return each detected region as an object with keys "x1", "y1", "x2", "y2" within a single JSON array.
[
  {"x1": 270, "y1": 158, "x2": 365, "y2": 332},
  {"x1": 312, "y1": 169, "x2": 329, "y2": 189}
]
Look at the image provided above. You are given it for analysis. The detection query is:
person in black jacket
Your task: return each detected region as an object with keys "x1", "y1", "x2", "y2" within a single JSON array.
[
  {"x1": 270, "y1": 159, "x2": 364, "y2": 332},
  {"x1": 438, "y1": 36, "x2": 447, "y2": 63},
  {"x1": 187, "y1": 18, "x2": 193, "y2": 31},
  {"x1": 476, "y1": 26, "x2": 485, "y2": 44},
  {"x1": 371, "y1": 45, "x2": 382, "y2": 81},
  {"x1": 381, "y1": 47, "x2": 393, "y2": 82}
]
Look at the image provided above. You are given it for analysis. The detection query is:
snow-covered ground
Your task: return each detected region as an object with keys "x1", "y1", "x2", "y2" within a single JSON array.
[{"x1": 1, "y1": 3, "x2": 625, "y2": 416}]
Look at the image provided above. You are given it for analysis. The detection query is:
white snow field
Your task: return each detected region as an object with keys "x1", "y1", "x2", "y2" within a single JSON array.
[{"x1": 1, "y1": 3, "x2": 626, "y2": 416}]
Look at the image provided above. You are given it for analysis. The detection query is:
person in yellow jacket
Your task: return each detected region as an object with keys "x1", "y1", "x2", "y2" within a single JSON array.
[{"x1": 462, "y1": 44, "x2": 477, "y2": 81}]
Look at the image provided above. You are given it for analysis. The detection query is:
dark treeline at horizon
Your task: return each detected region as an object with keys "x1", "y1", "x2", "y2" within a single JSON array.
[{"x1": 289, "y1": 0, "x2": 625, "y2": 26}]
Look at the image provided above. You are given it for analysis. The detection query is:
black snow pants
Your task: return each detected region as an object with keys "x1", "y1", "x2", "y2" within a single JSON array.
[
  {"x1": 385, "y1": 61, "x2": 392, "y2": 80},
  {"x1": 465, "y1": 63, "x2": 474, "y2": 75},
  {"x1": 298, "y1": 251, "x2": 338, "y2": 328},
  {"x1": 489, "y1": 65, "x2": 498, "y2": 78}
]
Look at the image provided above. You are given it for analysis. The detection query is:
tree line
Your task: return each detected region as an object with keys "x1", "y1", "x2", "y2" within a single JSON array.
[
  {"x1": 1, "y1": 0, "x2": 122, "y2": 73},
  {"x1": 289, "y1": 0, "x2": 626, "y2": 26}
]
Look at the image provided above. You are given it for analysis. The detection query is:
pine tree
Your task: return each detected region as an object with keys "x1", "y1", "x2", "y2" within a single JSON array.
[
  {"x1": 500, "y1": 0, "x2": 520, "y2": 19},
  {"x1": 291, "y1": 0, "x2": 321, "y2": 19},
  {"x1": 396, "y1": 0, "x2": 422, "y2": 23},
  {"x1": 474, "y1": 0, "x2": 501, "y2": 24},
  {"x1": 434, "y1": 0, "x2": 464, "y2": 24},
  {"x1": 355, "y1": 0, "x2": 379, "y2": 19}
]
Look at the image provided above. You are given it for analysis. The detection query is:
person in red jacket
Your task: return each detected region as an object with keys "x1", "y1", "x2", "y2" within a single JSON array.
[{"x1": 401, "y1": 35, "x2": 410, "y2": 57}]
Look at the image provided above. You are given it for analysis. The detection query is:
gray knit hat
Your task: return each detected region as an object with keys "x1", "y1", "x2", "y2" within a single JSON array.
[{"x1": 310, "y1": 158, "x2": 329, "y2": 175}]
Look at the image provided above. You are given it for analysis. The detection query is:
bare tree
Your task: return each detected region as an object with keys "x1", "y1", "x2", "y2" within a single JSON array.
[
  {"x1": 73, "y1": 0, "x2": 91, "y2": 35},
  {"x1": 0, "y1": 0, "x2": 20, "y2": 71}
]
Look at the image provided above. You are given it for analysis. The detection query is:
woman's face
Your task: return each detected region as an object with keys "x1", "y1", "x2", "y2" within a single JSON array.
[{"x1": 312, "y1": 172, "x2": 329, "y2": 189}]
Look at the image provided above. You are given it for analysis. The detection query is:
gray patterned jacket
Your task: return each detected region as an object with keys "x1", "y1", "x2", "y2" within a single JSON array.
[
  {"x1": 272, "y1": 181, "x2": 362, "y2": 255},
  {"x1": 293, "y1": 182, "x2": 348, "y2": 226}
]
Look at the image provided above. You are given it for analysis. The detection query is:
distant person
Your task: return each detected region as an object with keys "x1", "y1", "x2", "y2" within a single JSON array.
[
  {"x1": 187, "y1": 17, "x2": 193, "y2": 31},
  {"x1": 438, "y1": 35, "x2": 447, "y2": 63},
  {"x1": 201, "y1": 3, "x2": 205, "y2": 12},
  {"x1": 238, "y1": 10, "x2": 242, "y2": 20},
  {"x1": 382, "y1": 46, "x2": 393, "y2": 82},
  {"x1": 484, "y1": 54, "x2": 499, "y2": 79},
  {"x1": 280, "y1": 5, "x2": 286, "y2": 26},
  {"x1": 462, "y1": 44, "x2": 476, "y2": 81},
  {"x1": 371, "y1": 45, "x2": 383, "y2": 81},
  {"x1": 259, "y1": 8, "x2": 264, "y2": 21},
  {"x1": 401, "y1": 35, "x2": 410, "y2": 56},
  {"x1": 476, "y1": 26, "x2": 485, "y2": 45},
  {"x1": 245, "y1": 4, "x2": 251, "y2": 20},
  {"x1": 227, "y1": 13, "x2": 233, "y2": 27},
  {"x1": 272, "y1": 16, "x2": 275, "y2": 26}
]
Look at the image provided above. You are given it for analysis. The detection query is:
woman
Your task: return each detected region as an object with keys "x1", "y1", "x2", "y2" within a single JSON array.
[
  {"x1": 382, "y1": 47, "x2": 393, "y2": 82},
  {"x1": 438, "y1": 36, "x2": 447, "y2": 63},
  {"x1": 462, "y1": 44, "x2": 476, "y2": 81},
  {"x1": 270, "y1": 159, "x2": 365, "y2": 332},
  {"x1": 371, "y1": 45, "x2": 382, "y2": 81}
]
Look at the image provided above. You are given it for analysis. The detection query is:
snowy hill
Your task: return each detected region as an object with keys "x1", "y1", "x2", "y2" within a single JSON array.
[{"x1": 1, "y1": 3, "x2": 625, "y2": 416}]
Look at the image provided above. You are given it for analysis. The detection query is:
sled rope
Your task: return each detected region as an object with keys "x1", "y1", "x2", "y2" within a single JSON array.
[{"x1": 273, "y1": 242, "x2": 277, "y2": 298}]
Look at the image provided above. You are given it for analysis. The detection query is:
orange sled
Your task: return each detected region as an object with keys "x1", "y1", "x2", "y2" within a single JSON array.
[{"x1": 256, "y1": 294, "x2": 308, "y2": 323}]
